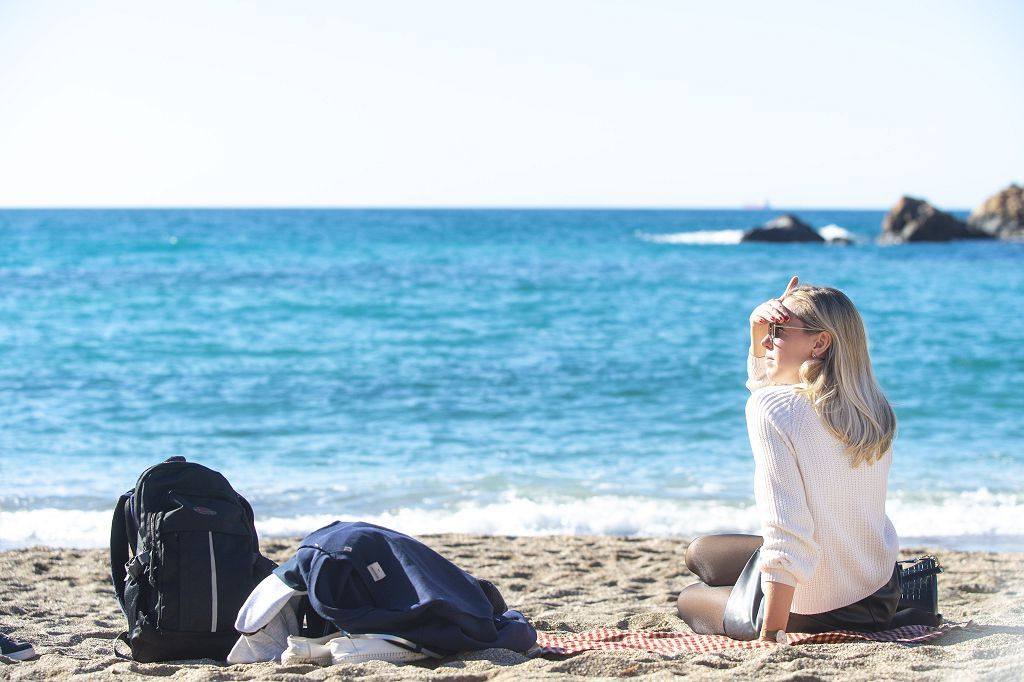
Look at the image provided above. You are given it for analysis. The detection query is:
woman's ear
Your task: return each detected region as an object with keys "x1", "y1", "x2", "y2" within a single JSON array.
[{"x1": 814, "y1": 330, "x2": 833, "y2": 357}]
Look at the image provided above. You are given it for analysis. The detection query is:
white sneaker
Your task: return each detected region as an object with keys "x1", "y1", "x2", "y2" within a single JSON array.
[
  {"x1": 281, "y1": 632, "x2": 432, "y2": 666},
  {"x1": 328, "y1": 635, "x2": 431, "y2": 664},
  {"x1": 280, "y1": 631, "x2": 346, "y2": 665}
]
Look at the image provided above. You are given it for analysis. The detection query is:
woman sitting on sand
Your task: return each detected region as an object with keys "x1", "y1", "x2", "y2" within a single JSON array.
[{"x1": 677, "y1": 276, "x2": 901, "y2": 643}]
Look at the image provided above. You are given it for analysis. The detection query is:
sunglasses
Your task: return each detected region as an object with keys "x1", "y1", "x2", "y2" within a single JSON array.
[{"x1": 767, "y1": 322, "x2": 822, "y2": 340}]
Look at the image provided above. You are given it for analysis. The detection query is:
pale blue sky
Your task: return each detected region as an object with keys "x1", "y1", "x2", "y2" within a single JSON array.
[{"x1": 1, "y1": 1, "x2": 1020, "y2": 208}]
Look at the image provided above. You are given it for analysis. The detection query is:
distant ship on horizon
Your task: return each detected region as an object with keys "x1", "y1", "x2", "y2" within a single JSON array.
[{"x1": 741, "y1": 199, "x2": 772, "y2": 210}]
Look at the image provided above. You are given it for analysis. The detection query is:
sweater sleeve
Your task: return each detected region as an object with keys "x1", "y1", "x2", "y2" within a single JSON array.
[
  {"x1": 745, "y1": 392, "x2": 820, "y2": 587},
  {"x1": 746, "y1": 354, "x2": 772, "y2": 393}
]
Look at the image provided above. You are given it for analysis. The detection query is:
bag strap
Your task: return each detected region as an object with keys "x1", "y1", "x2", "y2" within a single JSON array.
[
  {"x1": 238, "y1": 493, "x2": 258, "y2": 541},
  {"x1": 109, "y1": 491, "x2": 134, "y2": 610},
  {"x1": 237, "y1": 493, "x2": 278, "y2": 578},
  {"x1": 112, "y1": 631, "x2": 133, "y2": 660}
]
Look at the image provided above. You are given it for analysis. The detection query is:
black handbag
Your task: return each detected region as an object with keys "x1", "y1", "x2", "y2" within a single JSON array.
[{"x1": 897, "y1": 556, "x2": 942, "y2": 617}]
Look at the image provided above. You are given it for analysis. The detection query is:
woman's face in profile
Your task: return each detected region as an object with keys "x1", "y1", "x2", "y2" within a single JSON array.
[{"x1": 761, "y1": 302, "x2": 820, "y2": 384}]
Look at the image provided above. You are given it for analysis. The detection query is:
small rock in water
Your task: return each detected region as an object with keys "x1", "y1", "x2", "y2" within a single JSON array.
[{"x1": 741, "y1": 214, "x2": 824, "y2": 243}]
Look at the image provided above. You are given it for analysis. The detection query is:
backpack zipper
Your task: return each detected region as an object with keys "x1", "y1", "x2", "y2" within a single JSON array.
[{"x1": 208, "y1": 531, "x2": 218, "y2": 632}]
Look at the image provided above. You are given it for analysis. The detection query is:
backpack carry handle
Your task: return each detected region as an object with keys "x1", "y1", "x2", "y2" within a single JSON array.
[{"x1": 110, "y1": 491, "x2": 134, "y2": 612}]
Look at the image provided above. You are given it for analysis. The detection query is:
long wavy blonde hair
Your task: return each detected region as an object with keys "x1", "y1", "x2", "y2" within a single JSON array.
[{"x1": 785, "y1": 285, "x2": 896, "y2": 466}]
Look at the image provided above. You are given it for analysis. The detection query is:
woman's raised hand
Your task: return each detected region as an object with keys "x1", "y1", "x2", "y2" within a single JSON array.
[
  {"x1": 750, "y1": 276, "x2": 799, "y2": 327},
  {"x1": 749, "y1": 277, "x2": 798, "y2": 357}
]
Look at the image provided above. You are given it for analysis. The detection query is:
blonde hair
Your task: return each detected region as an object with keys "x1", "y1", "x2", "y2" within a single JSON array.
[{"x1": 785, "y1": 285, "x2": 896, "y2": 466}]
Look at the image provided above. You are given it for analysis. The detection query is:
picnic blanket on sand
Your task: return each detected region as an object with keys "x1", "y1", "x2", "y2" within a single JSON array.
[{"x1": 530, "y1": 623, "x2": 966, "y2": 656}]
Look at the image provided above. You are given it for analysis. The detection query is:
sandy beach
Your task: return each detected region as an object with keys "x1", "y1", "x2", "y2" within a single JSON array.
[{"x1": 2, "y1": 534, "x2": 1022, "y2": 680}]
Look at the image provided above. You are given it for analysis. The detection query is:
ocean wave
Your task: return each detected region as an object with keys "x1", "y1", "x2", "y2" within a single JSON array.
[
  {"x1": 4, "y1": 489, "x2": 1023, "y2": 551},
  {"x1": 818, "y1": 224, "x2": 857, "y2": 243},
  {"x1": 636, "y1": 224, "x2": 857, "y2": 245},
  {"x1": 256, "y1": 495, "x2": 761, "y2": 539},
  {"x1": 635, "y1": 229, "x2": 744, "y2": 245}
]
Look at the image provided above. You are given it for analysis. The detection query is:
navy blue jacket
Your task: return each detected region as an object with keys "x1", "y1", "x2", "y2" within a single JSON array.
[{"x1": 274, "y1": 521, "x2": 536, "y2": 656}]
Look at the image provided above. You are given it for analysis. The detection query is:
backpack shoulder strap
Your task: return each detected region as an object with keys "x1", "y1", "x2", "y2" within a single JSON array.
[
  {"x1": 237, "y1": 493, "x2": 277, "y2": 578},
  {"x1": 109, "y1": 491, "x2": 133, "y2": 608},
  {"x1": 237, "y1": 493, "x2": 261, "y2": 546}
]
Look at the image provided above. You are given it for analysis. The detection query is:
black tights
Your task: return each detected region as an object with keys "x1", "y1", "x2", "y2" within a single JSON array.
[
  {"x1": 676, "y1": 534, "x2": 762, "y2": 635},
  {"x1": 677, "y1": 534, "x2": 906, "y2": 635}
]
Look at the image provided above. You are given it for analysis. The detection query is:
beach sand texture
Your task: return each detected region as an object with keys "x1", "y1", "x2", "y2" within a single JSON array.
[{"x1": 2, "y1": 535, "x2": 1022, "y2": 680}]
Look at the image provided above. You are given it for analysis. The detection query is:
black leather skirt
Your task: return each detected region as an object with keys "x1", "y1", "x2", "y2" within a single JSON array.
[
  {"x1": 723, "y1": 547, "x2": 903, "y2": 640},
  {"x1": 786, "y1": 564, "x2": 901, "y2": 633}
]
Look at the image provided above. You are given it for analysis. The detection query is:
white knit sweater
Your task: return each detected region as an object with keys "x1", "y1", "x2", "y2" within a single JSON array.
[{"x1": 745, "y1": 354, "x2": 899, "y2": 615}]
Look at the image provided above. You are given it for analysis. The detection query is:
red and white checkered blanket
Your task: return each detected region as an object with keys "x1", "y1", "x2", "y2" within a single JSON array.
[{"x1": 530, "y1": 623, "x2": 964, "y2": 656}]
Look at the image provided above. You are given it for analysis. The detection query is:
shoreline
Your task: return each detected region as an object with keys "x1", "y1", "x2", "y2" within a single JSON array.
[
  {"x1": 5, "y1": 502, "x2": 1023, "y2": 554},
  {"x1": 2, "y1": 534, "x2": 1023, "y2": 679}
]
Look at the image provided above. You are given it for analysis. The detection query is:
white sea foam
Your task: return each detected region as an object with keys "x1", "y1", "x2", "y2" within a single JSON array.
[
  {"x1": 0, "y1": 509, "x2": 113, "y2": 551},
  {"x1": 636, "y1": 224, "x2": 857, "y2": 245},
  {"x1": 818, "y1": 224, "x2": 857, "y2": 243},
  {"x1": 4, "y1": 488, "x2": 1024, "y2": 551},
  {"x1": 257, "y1": 495, "x2": 761, "y2": 539},
  {"x1": 635, "y1": 229, "x2": 744, "y2": 245}
]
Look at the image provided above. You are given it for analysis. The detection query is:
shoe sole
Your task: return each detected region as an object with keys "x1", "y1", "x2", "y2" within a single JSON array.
[{"x1": 3, "y1": 647, "x2": 36, "y2": 661}]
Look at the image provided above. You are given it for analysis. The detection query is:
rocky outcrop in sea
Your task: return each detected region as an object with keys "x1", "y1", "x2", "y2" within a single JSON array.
[
  {"x1": 968, "y1": 184, "x2": 1024, "y2": 240},
  {"x1": 881, "y1": 196, "x2": 992, "y2": 243},
  {"x1": 741, "y1": 214, "x2": 824, "y2": 243}
]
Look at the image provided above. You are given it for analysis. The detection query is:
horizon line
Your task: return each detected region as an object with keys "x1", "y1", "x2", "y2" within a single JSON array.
[{"x1": 0, "y1": 204, "x2": 973, "y2": 212}]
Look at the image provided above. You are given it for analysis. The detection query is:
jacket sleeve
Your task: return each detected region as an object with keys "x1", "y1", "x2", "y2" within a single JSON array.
[
  {"x1": 745, "y1": 391, "x2": 820, "y2": 587},
  {"x1": 746, "y1": 354, "x2": 773, "y2": 393}
]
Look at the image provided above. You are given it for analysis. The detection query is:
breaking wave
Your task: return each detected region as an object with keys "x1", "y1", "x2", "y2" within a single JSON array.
[
  {"x1": 636, "y1": 224, "x2": 858, "y2": 245},
  {"x1": 4, "y1": 488, "x2": 1022, "y2": 551}
]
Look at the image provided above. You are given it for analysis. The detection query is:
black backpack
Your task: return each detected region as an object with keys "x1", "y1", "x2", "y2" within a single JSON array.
[{"x1": 109, "y1": 456, "x2": 276, "y2": 662}]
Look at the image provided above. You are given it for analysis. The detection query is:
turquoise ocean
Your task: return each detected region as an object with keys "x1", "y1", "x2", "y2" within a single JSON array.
[{"x1": 2, "y1": 209, "x2": 1022, "y2": 550}]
